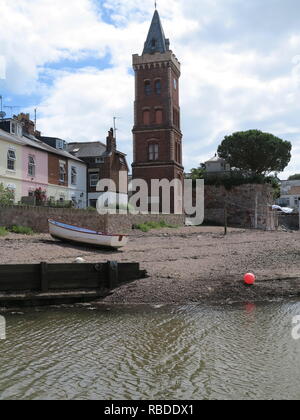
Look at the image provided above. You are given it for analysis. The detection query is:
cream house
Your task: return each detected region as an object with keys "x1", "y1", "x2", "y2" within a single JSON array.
[{"x1": 0, "y1": 123, "x2": 25, "y2": 202}]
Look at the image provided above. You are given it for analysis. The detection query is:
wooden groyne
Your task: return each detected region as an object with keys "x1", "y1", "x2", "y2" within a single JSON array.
[{"x1": 0, "y1": 261, "x2": 147, "y2": 307}]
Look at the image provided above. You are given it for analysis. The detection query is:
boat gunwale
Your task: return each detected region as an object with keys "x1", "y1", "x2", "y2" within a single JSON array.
[{"x1": 48, "y1": 219, "x2": 128, "y2": 238}]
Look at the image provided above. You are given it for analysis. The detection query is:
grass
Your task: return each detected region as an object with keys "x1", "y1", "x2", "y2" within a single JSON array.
[
  {"x1": 10, "y1": 225, "x2": 34, "y2": 235},
  {"x1": 0, "y1": 227, "x2": 8, "y2": 237},
  {"x1": 134, "y1": 220, "x2": 179, "y2": 233}
]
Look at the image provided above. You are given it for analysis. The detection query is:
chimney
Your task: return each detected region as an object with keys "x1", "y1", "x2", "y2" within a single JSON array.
[
  {"x1": 106, "y1": 128, "x2": 116, "y2": 154},
  {"x1": 17, "y1": 113, "x2": 35, "y2": 136}
]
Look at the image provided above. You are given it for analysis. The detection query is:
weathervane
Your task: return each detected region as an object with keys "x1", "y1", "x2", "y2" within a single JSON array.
[{"x1": 155, "y1": 0, "x2": 157, "y2": 9}]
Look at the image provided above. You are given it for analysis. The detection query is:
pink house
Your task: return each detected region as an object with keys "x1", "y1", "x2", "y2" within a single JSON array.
[{"x1": 22, "y1": 144, "x2": 48, "y2": 198}]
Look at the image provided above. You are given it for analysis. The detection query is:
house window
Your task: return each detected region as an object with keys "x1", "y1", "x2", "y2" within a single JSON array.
[
  {"x1": 149, "y1": 144, "x2": 159, "y2": 161},
  {"x1": 11, "y1": 122, "x2": 16, "y2": 135},
  {"x1": 144, "y1": 81, "x2": 151, "y2": 96},
  {"x1": 143, "y1": 110, "x2": 150, "y2": 125},
  {"x1": 7, "y1": 149, "x2": 16, "y2": 171},
  {"x1": 59, "y1": 162, "x2": 66, "y2": 183},
  {"x1": 71, "y1": 166, "x2": 77, "y2": 185},
  {"x1": 155, "y1": 80, "x2": 161, "y2": 94},
  {"x1": 95, "y1": 157, "x2": 104, "y2": 164},
  {"x1": 174, "y1": 78, "x2": 177, "y2": 90},
  {"x1": 56, "y1": 140, "x2": 65, "y2": 150},
  {"x1": 90, "y1": 173, "x2": 99, "y2": 188},
  {"x1": 28, "y1": 156, "x2": 35, "y2": 177},
  {"x1": 155, "y1": 109, "x2": 163, "y2": 124}
]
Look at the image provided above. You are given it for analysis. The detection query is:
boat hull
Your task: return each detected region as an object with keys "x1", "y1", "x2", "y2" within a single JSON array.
[{"x1": 48, "y1": 221, "x2": 128, "y2": 249}]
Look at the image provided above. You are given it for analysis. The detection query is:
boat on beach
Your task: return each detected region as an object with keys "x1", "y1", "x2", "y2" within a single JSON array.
[{"x1": 48, "y1": 219, "x2": 128, "y2": 249}]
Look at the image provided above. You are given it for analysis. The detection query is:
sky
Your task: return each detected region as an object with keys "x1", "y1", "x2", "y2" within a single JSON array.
[{"x1": 1, "y1": 0, "x2": 300, "y2": 179}]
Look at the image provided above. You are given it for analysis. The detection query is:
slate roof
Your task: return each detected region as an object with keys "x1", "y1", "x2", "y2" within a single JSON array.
[
  {"x1": 67, "y1": 142, "x2": 127, "y2": 158},
  {"x1": 143, "y1": 10, "x2": 170, "y2": 55},
  {"x1": 22, "y1": 134, "x2": 84, "y2": 163},
  {"x1": 67, "y1": 142, "x2": 107, "y2": 158}
]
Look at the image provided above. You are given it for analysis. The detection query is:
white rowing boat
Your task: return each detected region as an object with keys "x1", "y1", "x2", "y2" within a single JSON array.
[{"x1": 48, "y1": 219, "x2": 128, "y2": 249}]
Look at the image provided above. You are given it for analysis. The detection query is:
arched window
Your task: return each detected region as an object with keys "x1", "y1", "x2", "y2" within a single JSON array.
[
  {"x1": 149, "y1": 144, "x2": 159, "y2": 161},
  {"x1": 155, "y1": 109, "x2": 163, "y2": 124},
  {"x1": 144, "y1": 81, "x2": 151, "y2": 96},
  {"x1": 155, "y1": 79, "x2": 161, "y2": 94},
  {"x1": 143, "y1": 110, "x2": 150, "y2": 125},
  {"x1": 28, "y1": 156, "x2": 35, "y2": 177}
]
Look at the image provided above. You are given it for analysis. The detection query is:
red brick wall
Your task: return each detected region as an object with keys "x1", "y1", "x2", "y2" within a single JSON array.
[{"x1": 48, "y1": 154, "x2": 68, "y2": 187}]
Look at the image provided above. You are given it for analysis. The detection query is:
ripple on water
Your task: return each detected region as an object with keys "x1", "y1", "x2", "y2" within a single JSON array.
[{"x1": 0, "y1": 302, "x2": 299, "y2": 400}]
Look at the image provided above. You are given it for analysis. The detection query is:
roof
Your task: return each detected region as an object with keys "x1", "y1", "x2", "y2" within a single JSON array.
[
  {"x1": 206, "y1": 155, "x2": 225, "y2": 163},
  {"x1": 0, "y1": 127, "x2": 26, "y2": 146},
  {"x1": 67, "y1": 141, "x2": 127, "y2": 158},
  {"x1": 143, "y1": 10, "x2": 169, "y2": 55},
  {"x1": 21, "y1": 133, "x2": 84, "y2": 163},
  {"x1": 67, "y1": 142, "x2": 107, "y2": 158}
]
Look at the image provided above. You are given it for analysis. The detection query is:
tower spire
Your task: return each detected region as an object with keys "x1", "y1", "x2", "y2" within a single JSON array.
[{"x1": 143, "y1": 9, "x2": 170, "y2": 55}]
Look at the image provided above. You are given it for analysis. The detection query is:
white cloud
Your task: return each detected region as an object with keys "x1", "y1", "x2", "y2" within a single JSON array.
[{"x1": 1, "y1": 0, "x2": 300, "y2": 178}]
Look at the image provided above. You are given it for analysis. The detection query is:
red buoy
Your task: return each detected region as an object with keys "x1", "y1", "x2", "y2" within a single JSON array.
[{"x1": 244, "y1": 273, "x2": 256, "y2": 285}]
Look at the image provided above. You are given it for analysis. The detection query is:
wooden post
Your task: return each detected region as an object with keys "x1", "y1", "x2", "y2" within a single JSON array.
[
  {"x1": 254, "y1": 193, "x2": 258, "y2": 229},
  {"x1": 224, "y1": 201, "x2": 228, "y2": 236},
  {"x1": 107, "y1": 261, "x2": 118, "y2": 290},
  {"x1": 40, "y1": 262, "x2": 48, "y2": 292}
]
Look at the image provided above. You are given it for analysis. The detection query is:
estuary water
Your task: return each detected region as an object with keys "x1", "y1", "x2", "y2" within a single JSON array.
[{"x1": 0, "y1": 301, "x2": 299, "y2": 400}]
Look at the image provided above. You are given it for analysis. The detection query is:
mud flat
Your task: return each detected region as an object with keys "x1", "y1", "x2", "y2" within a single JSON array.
[{"x1": 0, "y1": 226, "x2": 300, "y2": 304}]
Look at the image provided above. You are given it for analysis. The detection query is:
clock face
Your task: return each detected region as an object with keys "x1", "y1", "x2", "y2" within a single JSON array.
[{"x1": 174, "y1": 78, "x2": 177, "y2": 90}]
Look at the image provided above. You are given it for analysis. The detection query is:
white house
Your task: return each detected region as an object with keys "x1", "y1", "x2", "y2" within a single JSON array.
[
  {"x1": 68, "y1": 160, "x2": 87, "y2": 209},
  {"x1": 277, "y1": 180, "x2": 300, "y2": 210},
  {"x1": 205, "y1": 154, "x2": 230, "y2": 175}
]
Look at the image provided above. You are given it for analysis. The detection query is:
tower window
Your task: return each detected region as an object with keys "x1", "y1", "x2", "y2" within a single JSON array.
[
  {"x1": 155, "y1": 109, "x2": 163, "y2": 124},
  {"x1": 149, "y1": 144, "x2": 159, "y2": 161},
  {"x1": 143, "y1": 110, "x2": 150, "y2": 125},
  {"x1": 155, "y1": 80, "x2": 161, "y2": 94},
  {"x1": 151, "y1": 39, "x2": 156, "y2": 48},
  {"x1": 144, "y1": 81, "x2": 152, "y2": 96}
]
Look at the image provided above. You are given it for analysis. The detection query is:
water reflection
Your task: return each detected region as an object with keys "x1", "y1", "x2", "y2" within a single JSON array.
[{"x1": 0, "y1": 302, "x2": 299, "y2": 400}]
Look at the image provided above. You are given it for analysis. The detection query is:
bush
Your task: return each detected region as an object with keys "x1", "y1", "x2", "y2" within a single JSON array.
[
  {"x1": 134, "y1": 220, "x2": 178, "y2": 232},
  {"x1": 10, "y1": 225, "x2": 34, "y2": 235},
  {"x1": 85, "y1": 206, "x2": 97, "y2": 211},
  {"x1": 0, "y1": 183, "x2": 14, "y2": 205},
  {"x1": 0, "y1": 227, "x2": 8, "y2": 237},
  {"x1": 203, "y1": 172, "x2": 280, "y2": 197}
]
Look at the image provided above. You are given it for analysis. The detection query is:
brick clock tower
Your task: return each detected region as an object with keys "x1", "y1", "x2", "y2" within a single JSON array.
[{"x1": 132, "y1": 10, "x2": 184, "y2": 213}]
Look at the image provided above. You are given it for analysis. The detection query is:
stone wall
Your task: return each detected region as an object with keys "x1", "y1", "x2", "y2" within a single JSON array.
[
  {"x1": 278, "y1": 214, "x2": 299, "y2": 230},
  {"x1": 0, "y1": 205, "x2": 184, "y2": 234},
  {"x1": 204, "y1": 184, "x2": 278, "y2": 230}
]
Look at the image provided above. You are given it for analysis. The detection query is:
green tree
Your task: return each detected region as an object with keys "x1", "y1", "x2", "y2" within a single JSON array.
[
  {"x1": 0, "y1": 183, "x2": 14, "y2": 205},
  {"x1": 217, "y1": 130, "x2": 292, "y2": 176},
  {"x1": 186, "y1": 164, "x2": 206, "y2": 180},
  {"x1": 288, "y1": 174, "x2": 300, "y2": 180}
]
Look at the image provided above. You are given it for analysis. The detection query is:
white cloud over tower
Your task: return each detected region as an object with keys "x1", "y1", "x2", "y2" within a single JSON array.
[{"x1": 1, "y1": 0, "x2": 300, "y2": 177}]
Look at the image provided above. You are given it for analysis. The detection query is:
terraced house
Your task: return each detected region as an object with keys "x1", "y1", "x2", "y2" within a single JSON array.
[{"x1": 0, "y1": 115, "x2": 87, "y2": 208}]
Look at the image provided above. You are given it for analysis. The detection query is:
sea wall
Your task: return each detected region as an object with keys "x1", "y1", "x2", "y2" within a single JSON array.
[
  {"x1": 203, "y1": 184, "x2": 278, "y2": 230},
  {"x1": 0, "y1": 205, "x2": 185, "y2": 234}
]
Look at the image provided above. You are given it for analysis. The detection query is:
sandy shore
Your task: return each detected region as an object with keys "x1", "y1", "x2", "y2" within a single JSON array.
[{"x1": 0, "y1": 226, "x2": 300, "y2": 304}]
